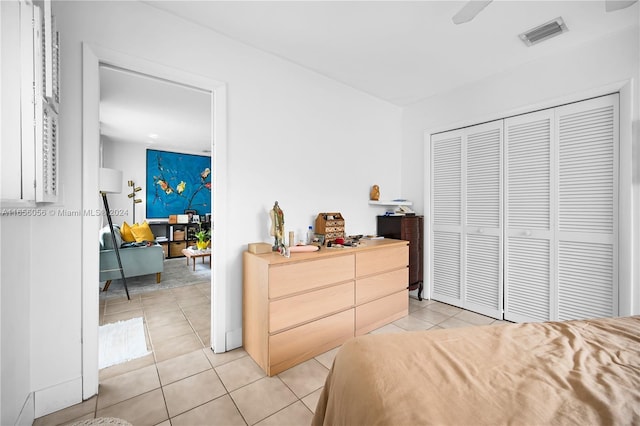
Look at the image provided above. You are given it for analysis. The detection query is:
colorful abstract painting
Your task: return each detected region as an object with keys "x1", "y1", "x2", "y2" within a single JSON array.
[{"x1": 146, "y1": 149, "x2": 212, "y2": 219}]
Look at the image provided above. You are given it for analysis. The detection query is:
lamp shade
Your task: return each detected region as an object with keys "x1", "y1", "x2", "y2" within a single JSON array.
[{"x1": 99, "y1": 168, "x2": 123, "y2": 194}]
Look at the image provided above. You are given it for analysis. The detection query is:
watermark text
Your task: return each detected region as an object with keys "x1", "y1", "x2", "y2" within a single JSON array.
[{"x1": 1, "y1": 208, "x2": 129, "y2": 217}]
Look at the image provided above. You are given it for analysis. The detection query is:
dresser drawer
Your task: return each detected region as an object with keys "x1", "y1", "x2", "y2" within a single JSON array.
[
  {"x1": 269, "y1": 255, "x2": 354, "y2": 298},
  {"x1": 269, "y1": 309, "x2": 354, "y2": 375},
  {"x1": 356, "y1": 245, "x2": 408, "y2": 277},
  {"x1": 355, "y1": 268, "x2": 408, "y2": 305},
  {"x1": 355, "y1": 290, "x2": 408, "y2": 336},
  {"x1": 269, "y1": 282, "x2": 354, "y2": 333}
]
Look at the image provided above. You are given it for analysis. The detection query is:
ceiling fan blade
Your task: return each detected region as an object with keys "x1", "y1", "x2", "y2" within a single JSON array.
[
  {"x1": 605, "y1": 0, "x2": 638, "y2": 12},
  {"x1": 452, "y1": 0, "x2": 493, "y2": 25}
]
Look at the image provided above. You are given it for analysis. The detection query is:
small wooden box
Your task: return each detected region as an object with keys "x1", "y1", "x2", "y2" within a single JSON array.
[
  {"x1": 248, "y1": 242, "x2": 272, "y2": 254},
  {"x1": 315, "y1": 212, "x2": 345, "y2": 243},
  {"x1": 169, "y1": 240, "x2": 187, "y2": 257},
  {"x1": 173, "y1": 230, "x2": 185, "y2": 241}
]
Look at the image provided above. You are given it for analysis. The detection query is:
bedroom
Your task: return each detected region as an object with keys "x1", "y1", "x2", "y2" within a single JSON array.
[{"x1": 0, "y1": 1, "x2": 638, "y2": 424}]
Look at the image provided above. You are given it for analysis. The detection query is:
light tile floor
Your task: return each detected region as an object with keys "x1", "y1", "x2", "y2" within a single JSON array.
[{"x1": 34, "y1": 286, "x2": 508, "y2": 426}]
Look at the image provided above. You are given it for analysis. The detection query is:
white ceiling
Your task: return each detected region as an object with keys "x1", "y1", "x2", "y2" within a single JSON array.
[
  {"x1": 100, "y1": 0, "x2": 638, "y2": 151},
  {"x1": 99, "y1": 65, "x2": 212, "y2": 152}
]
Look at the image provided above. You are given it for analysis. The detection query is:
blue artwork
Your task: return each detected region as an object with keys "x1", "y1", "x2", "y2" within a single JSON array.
[{"x1": 146, "y1": 149, "x2": 212, "y2": 219}]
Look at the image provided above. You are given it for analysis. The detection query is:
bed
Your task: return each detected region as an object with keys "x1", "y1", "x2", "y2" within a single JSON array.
[{"x1": 312, "y1": 315, "x2": 640, "y2": 425}]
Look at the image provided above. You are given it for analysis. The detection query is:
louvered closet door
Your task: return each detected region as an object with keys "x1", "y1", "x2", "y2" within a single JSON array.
[
  {"x1": 464, "y1": 121, "x2": 503, "y2": 319},
  {"x1": 431, "y1": 121, "x2": 503, "y2": 318},
  {"x1": 431, "y1": 131, "x2": 463, "y2": 307},
  {"x1": 504, "y1": 110, "x2": 555, "y2": 323},
  {"x1": 555, "y1": 94, "x2": 618, "y2": 320}
]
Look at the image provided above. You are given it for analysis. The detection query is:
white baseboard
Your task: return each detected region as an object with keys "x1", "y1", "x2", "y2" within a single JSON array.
[{"x1": 34, "y1": 377, "x2": 82, "y2": 418}]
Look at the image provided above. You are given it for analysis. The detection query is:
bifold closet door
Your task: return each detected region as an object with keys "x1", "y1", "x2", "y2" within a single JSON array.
[
  {"x1": 555, "y1": 95, "x2": 618, "y2": 320},
  {"x1": 505, "y1": 94, "x2": 618, "y2": 322},
  {"x1": 431, "y1": 132, "x2": 463, "y2": 307},
  {"x1": 431, "y1": 121, "x2": 503, "y2": 319},
  {"x1": 504, "y1": 110, "x2": 555, "y2": 323}
]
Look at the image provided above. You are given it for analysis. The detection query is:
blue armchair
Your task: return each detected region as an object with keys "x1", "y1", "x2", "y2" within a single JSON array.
[{"x1": 99, "y1": 225, "x2": 164, "y2": 291}]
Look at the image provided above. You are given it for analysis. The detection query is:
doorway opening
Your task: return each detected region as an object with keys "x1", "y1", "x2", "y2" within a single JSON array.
[
  {"x1": 82, "y1": 43, "x2": 228, "y2": 399},
  {"x1": 97, "y1": 64, "x2": 213, "y2": 367}
]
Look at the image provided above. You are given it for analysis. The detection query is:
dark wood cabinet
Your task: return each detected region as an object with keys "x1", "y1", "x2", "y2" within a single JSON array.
[{"x1": 377, "y1": 215, "x2": 424, "y2": 300}]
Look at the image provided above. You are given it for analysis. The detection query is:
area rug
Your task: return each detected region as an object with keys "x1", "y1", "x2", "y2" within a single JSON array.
[
  {"x1": 98, "y1": 317, "x2": 150, "y2": 369},
  {"x1": 100, "y1": 257, "x2": 210, "y2": 300},
  {"x1": 71, "y1": 418, "x2": 132, "y2": 426}
]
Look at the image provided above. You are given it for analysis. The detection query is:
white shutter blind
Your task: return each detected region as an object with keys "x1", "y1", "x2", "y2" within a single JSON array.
[
  {"x1": 556, "y1": 95, "x2": 618, "y2": 320},
  {"x1": 504, "y1": 110, "x2": 554, "y2": 323}
]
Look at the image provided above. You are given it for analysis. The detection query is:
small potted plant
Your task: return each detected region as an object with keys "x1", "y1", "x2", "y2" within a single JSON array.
[{"x1": 194, "y1": 225, "x2": 210, "y2": 250}]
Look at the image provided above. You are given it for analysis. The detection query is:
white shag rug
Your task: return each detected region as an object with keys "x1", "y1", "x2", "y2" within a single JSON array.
[
  {"x1": 72, "y1": 418, "x2": 132, "y2": 426},
  {"x1": 99, "y1": 317, "x2": 151, "y2": 369}
]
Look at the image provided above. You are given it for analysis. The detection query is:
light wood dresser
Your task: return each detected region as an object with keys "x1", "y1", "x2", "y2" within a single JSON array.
[{"x1": 243, "y1": 238, "x2": 409, "y2": 376}]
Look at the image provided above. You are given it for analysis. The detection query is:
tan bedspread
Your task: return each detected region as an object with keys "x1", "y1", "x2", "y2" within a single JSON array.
[{"x1": 312, "y1": 316, "x2": 640, "y2": 426}]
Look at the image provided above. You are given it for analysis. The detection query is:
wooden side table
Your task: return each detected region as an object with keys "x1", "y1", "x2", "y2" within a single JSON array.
[{"x1": 181, "y1": 248, "x2": 212, "y2": 271}]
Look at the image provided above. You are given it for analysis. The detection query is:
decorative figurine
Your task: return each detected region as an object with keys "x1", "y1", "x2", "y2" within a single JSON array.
[
  {"x1": 270, "y1": 201, "x2": 285, "y2": 251},
  {"x1": 370, "y1": 184, "x2": 380, "y2": 201}
]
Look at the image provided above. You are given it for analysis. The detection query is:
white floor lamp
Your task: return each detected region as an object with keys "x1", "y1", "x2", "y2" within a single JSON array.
[{"x1": 99, "y1": 168, "x2": 130, "y2": 300}]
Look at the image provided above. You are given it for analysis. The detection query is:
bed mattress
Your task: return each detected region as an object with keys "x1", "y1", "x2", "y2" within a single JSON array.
[{"x1": 312, "y1": 315, "x2": 640, "y2": 425}]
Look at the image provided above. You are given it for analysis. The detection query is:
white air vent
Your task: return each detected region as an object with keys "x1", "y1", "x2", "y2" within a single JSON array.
[{"x1": 519, "y1": 17, "x2": 568, "y2": 46}]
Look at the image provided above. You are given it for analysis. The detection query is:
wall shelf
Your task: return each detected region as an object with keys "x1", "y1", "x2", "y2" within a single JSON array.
[{"x1": 369, "y1": 200, "x2": 413, "y2": 206}]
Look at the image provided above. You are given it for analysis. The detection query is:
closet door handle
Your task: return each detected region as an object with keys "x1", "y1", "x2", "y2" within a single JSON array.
[
  {"x1": 525, "y1": 230, "x2": 532, "y2": 237},
  {"x1": 478, "y1": 228, "x2": 485, "y2": 234}
]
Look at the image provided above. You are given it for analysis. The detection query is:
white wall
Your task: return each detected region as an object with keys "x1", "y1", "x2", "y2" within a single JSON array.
[
  {"x1": 0, "y1": 2, "x2": 33, "y2": 425},
  {"x1": 0, "y1": 217, "x2": 33, "y2": 425},
  {"x1": 401, "y1": 26, "x2": 640, "y2": 309},
  {"x1": 0, "y1": 0, "x2": 402, "y2": 420}
]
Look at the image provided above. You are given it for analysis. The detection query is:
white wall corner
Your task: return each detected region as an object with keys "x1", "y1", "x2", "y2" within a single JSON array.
[
  {"x1": 34, "y1": 377, "x2": 82, "y2": 418},
  {"x1": 633, "y1": 117, "x2": 640, "y2": 315},
  {"x1": 15, "y1": 392, "x2": 34, "y2": 426},
  {"x1": 225, "y1": 328, "x2": 243, "y2": 352}
]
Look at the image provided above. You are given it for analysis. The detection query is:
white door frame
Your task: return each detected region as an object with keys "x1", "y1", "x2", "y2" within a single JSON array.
[{"x1": 81, "y1": 43, "x2": 228, "y2": 399}]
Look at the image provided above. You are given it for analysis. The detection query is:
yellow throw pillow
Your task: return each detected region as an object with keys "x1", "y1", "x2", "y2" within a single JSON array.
[
  {"x1": 120, "y1": 222, "x2": 137, "y2": 242},
  {"x1": 130, "y1": 221, "x2": 155, "y2": 242}
]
